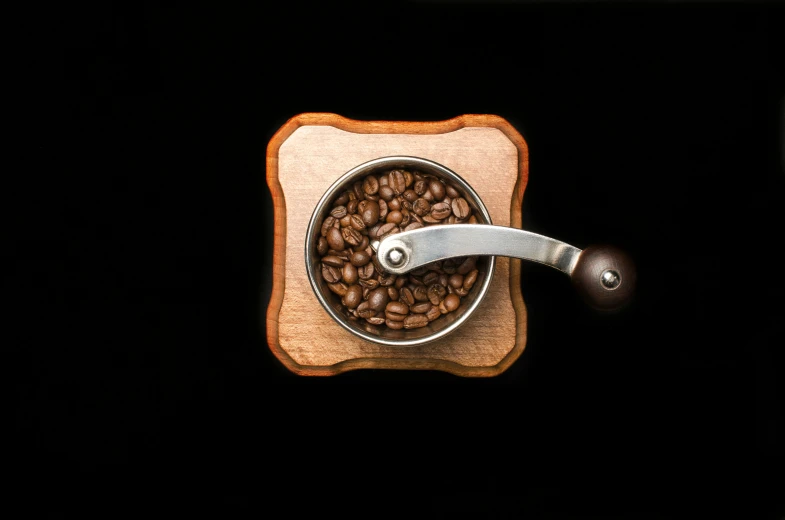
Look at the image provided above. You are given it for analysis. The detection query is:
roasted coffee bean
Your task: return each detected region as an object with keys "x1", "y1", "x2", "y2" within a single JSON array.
[
  {"x1": 403, "y1": 170, "x2": 414, "y2": 187},
  {"x1": 376, "y1": 222, "x2": 399, "y2": 239},
  {"x1": 463, "y1": 269, "x2": 478, "y2": 290},
  {"x1": 351, "y1": 251, "x2": 371, "y2": 267},
  {"x1": 430, "y1": 202, "x2": 451, "y2": 220},
  {"x1": 387, "y1": 197, "x2": 401, "y2": 211},
  {"x1": 362, "y1": 175, "x2": 379, "y2": 195},
  {"x1": 341, "y1": 227, "x2": 362, "y2": 247},
  {"x1": 387, "y1": 287, "x2": 399, "y2": 301},
  {"x1": 361, "y1": 200, "x2": 380, "y2": 227},
  {"x1": 389, "y1": 170, "x2": 406, "y2": 195},
  {"x1": 316, "y1": 237, "x2": 329, "y2": 255},
  {"x1": 359, "y1": 278, "x2": 379, "y2": 290},
  {"x1": 385, "y1": 318, "x2": 404, "y2": 330},
  {"x1": 404, "y1": 222, "x2": 423, "y2": 232},
  {"x1": 378, "y1": 199, "x2": 388, "y2": 219},
  {"x1": 322, "y1": 255, "x2": 344, "y2": 268},
  {"x1": 429, "y1": 179, "x2": 446, "y2": 200},
  {"x1": 457, "y1": 256, "x2": 477, "y2": 275},
  {"x1": 356, "y1": 301, "x2": 374, "y2": 319},
  {"x1": 321, "y1": 216, "x2": 337, "y2": 237},
  {"x1": 352, "y1": 181, "x2": 365, "y2": 201},
  {"x1": 386, "y1": 301, "x2": 409, "y2": 315},
  {"x1": 448, "y1": 273, "x2": 464, "y2": 289},
  {"x1": 445, "y1": 184, "x2": 460, "y2": 199},
  {"x1": 442, "y1": 293, "x2": 461, "y2": 313},
  {"x1": 379, "y1": 272, "x2": 397, "y2": 287},
  {"x1": 385, "y1": 310, "x2": 407, "y2": 322},
  {"x1": 414, "y1": 180, "x2": 427, "y2": 195},
  {"x1": 425, "y1": 305, "x2": 441, "y2": 322},
  {"x1": 349, "y1": 214, "x2": 365, "y2": 231},
  {"x1": 422, "y1": 272, "x2": 440, "y2": 286},
  {"x1": 340, "y1": 214, "x2": 352, "y2": 227},
  {"x1": 385, "y1": 210, "x2": 403, "y2": 224},
  {"x1": 326, "y1": 227, "x2": 345, "y2": 250},
  {"x1": 402, "y1": 189, "x2": 418, "y2": 203},
  {"x1": 331, "y1": 205, "x2": 347, "y2": 219},
  {"x1": 412, "y1": 198, "x2": 430, "y2": 216},
  {"x1": 454, "y1": 287, "x2": 469, "y2": 297},
  {"x1": 322, "y1": 264, "x2": 341, "y2": 283},
  {"x1": 328, "y1": 282, "x2": 348, "y2": 296},
  {"x1": 468, "y1": 215, "x2": 478, "y2": 224},
  {"x1": 343, "y1": 285, "x2": 363, "y2": 309},
  {"x1": 342, "y1": 262, "x2": 358, "y2": 284},
  {"x1": 346, "y1": 199, "x2": 358, "y2": 215},
  {"x1": 422, "y1": 214, "x2": 443, "y2": 224},
  {"x1": 367, "y1": 287, "x2": 390, "y2": 312},
  {"x1": 410, "y1": 302, "x2": 432, "y2": 314},
  {"x1": 366, "y1": 316, "x2": 386, "y2": 325},
  {"x1": 451, "y1": 197, "x2": 470, "y2": 219},
  {"x1": 403, "y1": 314, "x2": 429, "y2": 329},
  {"x1": 399, "y1": 209, "x2": 411, "y2": 227},
  {"x1": 378, "y1": 185, "x2": 395, "y2": 202},
  {"x1": 399, "y1": 287, "x2": 415, "y2": 306},
  {"x1": 413, "y1": 285, "x2": 429, "y2": 302},
  {"x1": 439, "y1": 273, "x2": 450, "y2": 287},
  {"x1": 428, "y1": 284, "x2": 447, "y2": 305},
  {"x1": 334, "y1": 191, "x2": 350, "y2": 206}
]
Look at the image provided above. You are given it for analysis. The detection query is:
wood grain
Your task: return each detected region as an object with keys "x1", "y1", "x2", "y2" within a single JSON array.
[{"x1": 266, "y1": 113, "x2": 530, "y2": 377}]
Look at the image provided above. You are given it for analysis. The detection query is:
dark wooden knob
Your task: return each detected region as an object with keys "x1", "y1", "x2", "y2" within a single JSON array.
[{"x1": 571, "y1": 245, "x2": 636, "y2": 312}]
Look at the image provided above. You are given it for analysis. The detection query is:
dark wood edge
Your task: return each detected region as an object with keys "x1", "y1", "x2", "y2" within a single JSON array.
[{"x1": 265, "y1": 112, "x2": 530, "y2": 377}]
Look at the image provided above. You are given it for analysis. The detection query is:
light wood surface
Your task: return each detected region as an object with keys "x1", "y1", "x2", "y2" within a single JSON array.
[{"x1": 266, "y1": 113, "x2": 530, "y2": 376}]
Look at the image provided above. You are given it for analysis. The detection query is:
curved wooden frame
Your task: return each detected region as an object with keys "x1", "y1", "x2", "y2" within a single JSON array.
[{"x1": 265, "y1": 112, "x2": 529, "y2": 377}]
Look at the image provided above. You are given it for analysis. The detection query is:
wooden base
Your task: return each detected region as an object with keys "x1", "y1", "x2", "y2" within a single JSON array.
[{"x1": 266, "y1": 113, "x2": 530, "y2": 377}]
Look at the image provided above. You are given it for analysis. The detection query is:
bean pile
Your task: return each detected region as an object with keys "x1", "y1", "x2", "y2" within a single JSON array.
[{"x1": 315, "y1": 167, "x2": 481, "y2": 331}]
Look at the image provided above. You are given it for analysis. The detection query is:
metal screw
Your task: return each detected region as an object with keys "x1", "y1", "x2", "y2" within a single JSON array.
[
  {"x1": 600, "y1": 269, "x2": 621, "y2": 290},
  {"x1": 387, "y1": 247, "x2": 405, "y2": 266}
]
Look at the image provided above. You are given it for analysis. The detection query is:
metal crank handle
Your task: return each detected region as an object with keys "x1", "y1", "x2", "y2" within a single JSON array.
[{"x1": 373, "y1": 224, "x2": 636, "y2": 312}]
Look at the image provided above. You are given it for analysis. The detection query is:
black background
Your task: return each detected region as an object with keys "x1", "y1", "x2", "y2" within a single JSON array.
[{"x1": 18, "y1": 0, "x2": 785, "y2": 517}]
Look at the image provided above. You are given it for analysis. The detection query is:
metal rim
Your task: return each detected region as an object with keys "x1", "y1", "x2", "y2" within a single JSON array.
[{"x1": 305, "y1": 156, "x2": 496, "y2": 347}]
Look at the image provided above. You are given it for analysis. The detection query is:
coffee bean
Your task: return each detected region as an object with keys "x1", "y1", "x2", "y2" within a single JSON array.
[
  {"x1": 387, "y1": 197, "x2": 401, "y2": 211},
  {"x1": 366, "y1": 316, "x2": 386, "y2": 325},
  {"x1": 362, "y1": 175, "x2": 379, "y2": 195},
  {"x1": 386, "y1": 301, "x2": 409, "y2": 315},
  {"x1": 387, "y1": 287, "x2": 399, "y2": 301},
  {"x1": 351, "y1": 251, "x2": 371, "y2": 267},
  {"x1": 349, "y1": 214, "x2": 365, "y2": 231},
  {"x1": 451, "y1": 197, "x2": 470, "y2": 219},
  {"x1": 379, "y1": 272, "x2": 397, "y2": 287},
  {"x1": 322, "y1": 264, "x2": 341, "y2": 283},
  {"x1": 457, "y1": 256, "x2": 477, "y2": 275},
  {"x1": 422, "y1": 272, "x2": 439, "y2": 286},
  {"x1": 404, "y1": 222, "x2": 423, "y2": 232},
  {"x1": 342, "y1": 262, "x2": 358, "y2": 284},
  {"x1": 410, "y1": 302, "x2": 432, "y2": 314},
  {"x1": 430, "y1": 202, "x2": 451, "y2": 220},
  {"x1": 367, "y1": 287, "x2": 390, "y2": 312},
  {"x1": 402, "y1": 189, "x2": 418, "y2": 203},
  {"x1": 399, "y1": 287, "x2": 415, "y2": 306},
  {"x1": 347, "y1": 199, "x2": 358, "y2": 215},
  {"x1": 361, "y1": 200, "x2": 380, "y2": 227},
  {"x1": 443, "y1": 293, "x2": 460, "y2": 312},
  {"x1": 352, "y1": 181, "x2": 365, "y2": 201},
  {"x1": 356, "y1": 301, "x2": 374, "y2": 319},
  {"x1": 448, "y1": 273, "x2": 464, "y2": 289},
  {"x1": 378, "y1": 185, "x2": 395, "y2": 202},
  {"x1": 343, "y1": 285, "x2": 363, "y2": 309},
  {"x1": 429, "y1": 179, "x2": 446, "y2": 200},
  {"x1": 385, "y1": 319, "x2": 404, "y2": 330},
  {"x1": 412, "y1": 198, "x2": 430, "y2": 216},
  {"x1": 445, "y1": 184, "x2": 461, "y2": 199},
  {"x1": 334, "y1": 191, "x2": 350, "y2": 206},
  {"x1": 403, "y1": 314, "x2": 429, "y2": 329},
  {"x1": 425, "y1": 305, "x2": 441, "y2": 322},
  {"x1": 321, "y1": 216, "x2": 337, "y2": 237},
  {"x1": 331, "y1": 205, "x2": 347, "y2": 219},
  {"x1": 376, "y1": 222, "x2": 399, "y2": 239},
  {"x1": 359, "y1": 278, "x2": 379, "y2": 290},
  {"x1": 378, "y1": 199, "x2": 388, "y2": 219},
  {"x1": 386, "y1": 210, "x2": 403, "y2": 224},
  {"x1": 389, "y1": 170, "x2": 407, "y2": 195},
  {"x1": 322, "y1": 255, "x2": 344, "y2": 268},
  {"x1": 328, "y1": 282, "x2": 348, "y2": 296},
  {"x1": 427, "y1": 284, "x2": 446, "y2": 305},
  {"x1": 341, "y1": 227, "x2": 362, "y2": 247},
  {"x1": 412, "y1": 285, "x2": 429, "y2": 302},
  {"x1": 316, "y1": 237, "x2": 329, "y2": 255},
  {"x1": 414, "y1": 180, "x2": 427, "y2": 195},
  {"x1": 463, "y1": 269, "x2": 478, "y2": 290},
  {"x1": 326, "y1": 227, "x2": 345, "y2": 251},
  {"x1": 385, "y1": 310, "x2": 407, "y2": 322}
]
